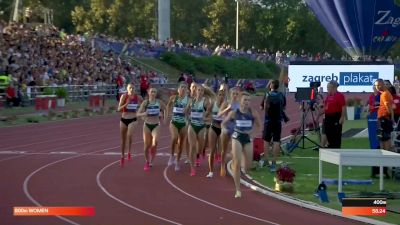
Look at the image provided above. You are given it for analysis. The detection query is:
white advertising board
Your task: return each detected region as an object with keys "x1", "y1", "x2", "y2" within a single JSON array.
[{"x1": 288, "y1": 65, "x2": 394, "y2": 92}]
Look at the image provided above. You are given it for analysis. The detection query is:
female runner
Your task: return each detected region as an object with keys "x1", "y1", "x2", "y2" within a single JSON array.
[
  {"x1": 222, "y1": 92, "x2": 261, "y2": 197},
  {"x1": 166, "y1": 82, "x2": 189, "y2": 171},
  {"x1": 218, "y1": 87, "x2": 241, "y2": 176},
  {"x1": 206, "y1": 89, "x2": 226, "y2": 178},
  {"x1": 117, "y1": 83, "x2": 143, "y2": 167},
  {"x1": 137, "y1": 87, "x2": 166, "y2": 171},
  {"x1": 187, "y1": 84, "x2": 211, "y2": 176}
]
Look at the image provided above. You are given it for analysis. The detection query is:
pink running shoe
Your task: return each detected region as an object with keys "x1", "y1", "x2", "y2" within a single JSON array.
[
  {"x1": 144, "y1": 162, "x2": 150, "y2": 171},
  {"x1": 127, "y1": 153, "x2": 132, "y2": 160},
  {"x1": 190, "y1": 168, "x2": 196, "y2": 176},
  {"x1": 120, "y1": 158, "x2": 125, "y2": 167},
  {"x1": 195, "y1": 158, "x2": 201, "y2": 167}
]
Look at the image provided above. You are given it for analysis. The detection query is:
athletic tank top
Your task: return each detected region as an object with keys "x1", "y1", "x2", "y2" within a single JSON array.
[
  {"x1": 212, "y1": 101, "x2": 223, "y2": 124},
  {"x1": 230, "y1": 102, "x2": 240, "y2": 111},
  {"x1": 146, "y1": 100, "x2": 160, "y2": 117},
  {"x1": 191, "y1": 98, "x2": 205, "y2": 126},
  {"x1": 123, "y1": 94, "x2": 139, "y2": 113},
  {"x1": 172, "y1": 95, "x2": 188, "y2": 123},
  {"x1": 234, "y1": 109, "x2": 254, "y2": 133},
  {"x1": 225, "y1": 101, "x2": 240, "y2": 130}
]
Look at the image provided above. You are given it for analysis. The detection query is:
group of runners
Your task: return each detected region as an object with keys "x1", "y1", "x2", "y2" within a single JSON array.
[{"x1": 117, "y1": 81, "x2": 273, "y2": 198}]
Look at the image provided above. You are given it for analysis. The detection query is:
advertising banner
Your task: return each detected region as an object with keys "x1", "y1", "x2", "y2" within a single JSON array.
[{"x1": 288, "y1": 65, "x2": 394, "y2": 92}]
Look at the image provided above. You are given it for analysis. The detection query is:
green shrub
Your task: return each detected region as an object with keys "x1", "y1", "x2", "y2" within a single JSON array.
[
  {"x1": 55, "y1": 87, "x2": 68, "y2": 98},
  {"x1": 160, "y1": 52, "x2": 278, "y2": 79},
  {"x1": 42, "y1": 87, "x2": 54, "y2": 95}
]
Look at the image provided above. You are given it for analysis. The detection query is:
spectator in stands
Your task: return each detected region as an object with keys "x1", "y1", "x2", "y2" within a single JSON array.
[
  {"x1": 185, "y1": 74, "x2": 193, "y2": 87},
  {"x1": 5, "y1": 83, "x2": 19, "y2": 107},
  {"x1": 178, "y1": 73, "x2": 185, "y2": 83},
  {"x1": 140, "y1": 73, "x2": 149, "y2": 98},
  {"x1": 244, "y1": 80, "x2": 255, "y2": 93},
  {"x1": 211, "y1": 74, "x2": 218, "y2": 93},
  {"x1": 115, "y1": 73, "x2": 125, "y2": 100},
  {"x1": 224, "y1": 74, "x2": 229, "y2": 85}
]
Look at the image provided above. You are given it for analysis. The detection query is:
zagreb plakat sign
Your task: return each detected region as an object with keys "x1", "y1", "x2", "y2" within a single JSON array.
[{"x1": 288, "y1": 65, "x2": 394, "y2": 92}]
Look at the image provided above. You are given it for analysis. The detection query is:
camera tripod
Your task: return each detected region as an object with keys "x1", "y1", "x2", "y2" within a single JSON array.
[{"x1": 286, "y1": 101, "x2": 321, "y2": 153}]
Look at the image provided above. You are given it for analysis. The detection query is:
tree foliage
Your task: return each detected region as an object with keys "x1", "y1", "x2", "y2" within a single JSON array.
[{"x1": 8, "y1": 0, "x2": 398, "y2": 57}]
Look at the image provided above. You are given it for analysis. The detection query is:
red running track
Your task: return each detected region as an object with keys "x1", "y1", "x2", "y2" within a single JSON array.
[{"x1": 0, "y1": 95, "x2": 366, "y2": 225}]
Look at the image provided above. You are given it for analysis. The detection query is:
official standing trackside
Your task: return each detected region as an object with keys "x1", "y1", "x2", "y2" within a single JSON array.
[
  {"x1": 367, "y1": 85, "x2": 380, "y2": 150},
  {"x1": 323, "y1": 81, "x2": 346, "y2": 148},
  {"x1": 260, "y1": 79, "x2": 287, "y2": 172},
  {"x1": 375, "y1": 79, "x2": 394, "y2": 152}
]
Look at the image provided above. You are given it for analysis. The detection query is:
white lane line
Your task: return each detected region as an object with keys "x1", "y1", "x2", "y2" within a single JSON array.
[
  {"x1": 103, "y1": 152, "x2": 121, "y2": 155},
  {"x1": 0, "y1": 136, "x2": 114, "y2": 163},
  {"x1": 96, "y1": 147, "x2": 182, "y2": 225},
  {"x1": 0, "y1": 115, "x2": 117, "y2": 140},
  {"x1": 0, "y1": 151, "x2": 26, "y2": 154},
  {"x1": 1, "y1": 133, "x2": 98, "y2": 151},
  {"x1": 162, "y1": 166, "x2": 280, "y2": 225},
  {"x1": 0, "y1": 135, "x2": 169, "y2": 163},
  {"x1": 50, "y1": 151, "x2": 77, "y2": 155},
  {"x1": 23, "y1": 146, "x2": 119, "y2": 225}
]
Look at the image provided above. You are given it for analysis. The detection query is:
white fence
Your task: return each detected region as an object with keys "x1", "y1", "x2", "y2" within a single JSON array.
[{"x1": 23, "y1": 83, "x2": 177, "y2": 103}]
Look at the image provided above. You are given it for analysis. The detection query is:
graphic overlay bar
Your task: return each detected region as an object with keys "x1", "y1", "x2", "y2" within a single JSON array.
[
  {"x1": 342, "y1": 207, "x2": 386, "y2": 216},
  {"x1": 13, "y1": 207, "x2": 95, "y2": 216},
  {"x1": 342, "y1": 198, "x2": 387, "y2": 216}
]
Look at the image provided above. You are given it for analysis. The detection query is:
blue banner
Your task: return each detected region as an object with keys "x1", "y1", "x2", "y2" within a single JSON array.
[{"x1": 306, "y1": 0, "x2": 400, "y2": 58}]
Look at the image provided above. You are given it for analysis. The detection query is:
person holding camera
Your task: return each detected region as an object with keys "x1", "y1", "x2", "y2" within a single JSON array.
[
  {"x1": 323, "y1": 81, "x2": 345, "y2": 148},
  {"x1": 260, "y1": 79, "x2": 288, "y2": 172}
]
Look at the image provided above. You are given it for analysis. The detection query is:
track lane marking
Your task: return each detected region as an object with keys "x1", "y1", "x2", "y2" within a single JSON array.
[
  {"x1": 96, "y1": 147, "x2": 182, "y2": 225},
  {"x1": 163, "y1": 166, "x2": 280, "y2": 225}
]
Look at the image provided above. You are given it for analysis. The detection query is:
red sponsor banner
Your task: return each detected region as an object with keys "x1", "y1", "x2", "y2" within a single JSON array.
[
  {"x1": 13, "y1": 207, "x2": 95, "y2": 216},
  {"x1": 342, "y1": 207, "x2": 386, "y2": 216}
]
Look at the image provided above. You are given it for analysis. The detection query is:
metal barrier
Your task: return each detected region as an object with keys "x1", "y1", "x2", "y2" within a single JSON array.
[
  {"x1": 24, "y1": 84, "x2": 178, "y2": 104},
  {"x1": 25, "y1": 85, "x2": 117, "y2": 102}
]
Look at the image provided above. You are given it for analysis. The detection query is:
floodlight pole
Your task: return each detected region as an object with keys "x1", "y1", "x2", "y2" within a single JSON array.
[
  {"x1": 12, "y1": 0, "x2": 20, "y2": 22},
  {"x1": 235, "y1": 0, "x2": 239, "y2": 50}
]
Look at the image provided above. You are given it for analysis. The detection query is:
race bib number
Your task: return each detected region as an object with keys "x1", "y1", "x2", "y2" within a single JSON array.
[
  {"x1": 147, "y1": 108, "x2": 160, "y2": 115},
  {"x1": 236, "y1": 120, "x2": 252, "y2": 127},
  {"x1": 191, "y1": 112, "x2": 203, "y2": 119},
  {"x1": 127, "y1": 104, "x2": 138, "y2": 110},
  {"x1": 173, "y1": 107, "x2": 184, "y2": 113}
]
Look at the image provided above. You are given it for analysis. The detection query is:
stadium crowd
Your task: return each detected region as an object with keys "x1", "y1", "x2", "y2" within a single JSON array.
[
  {"x1": 2, "y1": 18, "x2": 400, "y2": 103},
  {"x1": 0, "y1": 21, "x2": 166, "y2": 90},
  {"x1": 94, "y1": 35, "x2": 400, "y2": 66}
]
